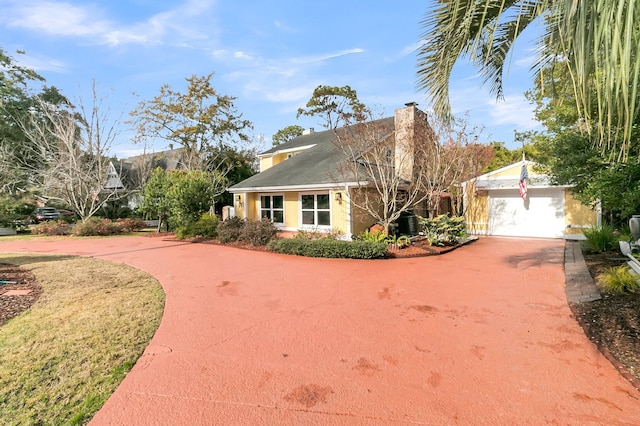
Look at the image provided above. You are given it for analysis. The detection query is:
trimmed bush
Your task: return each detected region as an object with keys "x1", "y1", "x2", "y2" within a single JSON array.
[
  {"x1": 582, "y1": 224, "x2": 616, "y2": 252},
  {"x1": 293, "y1": 228, "x2": 343, "y2": 240},
  {"x1": 597, "y1": 265, "x2": 640, "y2": 294},
  {"x1": 115, "y1": 218, "x2": 146, "y2": 233},
  {"x1": 216, "y1": 216, "x2": 245, "y2": 244},
  {"x1": 268, "y1": 239, "x2": 388, "y2": 259},
  {"x1": 31, "y1": 220, "x2": 73, "y2": 236},
  {"x1": 175, "y1": 213, "x2": 219, "y2": 240},
  {"x1": 240, "y1": 218, "x2": 278, "y2": 246},
  {"x1": 73, "y1": 218, "x2": 119, "y2": 236},
  {"x1": 73, "y1": 217, "x2": 144, "y2": 236}
]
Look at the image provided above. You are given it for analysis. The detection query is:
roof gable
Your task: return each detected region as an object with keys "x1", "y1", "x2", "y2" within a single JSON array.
[{"x1": 230, "y1": 117, "x2": 395, "y2": 191}]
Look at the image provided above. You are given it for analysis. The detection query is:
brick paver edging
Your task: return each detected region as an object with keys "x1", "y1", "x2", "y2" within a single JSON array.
[{"x1": 564, "y1": 240, "x2": 601, "y2": 303}]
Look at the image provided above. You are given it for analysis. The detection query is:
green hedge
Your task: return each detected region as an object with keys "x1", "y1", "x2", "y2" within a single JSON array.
[{"x1": 268, "y1": 238, "x2": 388, "y2": 259}]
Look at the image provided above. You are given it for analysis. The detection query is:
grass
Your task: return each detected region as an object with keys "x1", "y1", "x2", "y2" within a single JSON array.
[
  {"x1": 0, "y1": 254, "x2": 165, "y2": 425},
  {"x1": 582, "y1": 223, "x2": 617, "y2": 252},
  {"x1": 597, "y1": 265, "x2": 640, "y2": 294}
]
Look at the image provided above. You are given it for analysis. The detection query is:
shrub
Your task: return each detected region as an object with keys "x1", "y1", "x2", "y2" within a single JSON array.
[
  {"x1": 0, "y1": 195, "x2": 36, "y2": 228},
  {"x1": 74, "y1": 218, "x2": 118, "y2": 236},
  {"x1": 360, "y1": 227, "x2": 388, "y2": 243},
  {"x1": 597, "y1": 265, "x2": 640, "y2": 294},
  {"x1": 31, "y1": 220, "x2": 73, "y2": 236},
  {"x1": 293, "y1": 228, "x2": 343, "y2": 240},
  {"x1": 418, "y1": 215, "x2": 467, "y2": 246},
  {"x1": 268, "y1": 239, "x2": 388, "y2": 259},
  {"x1": 240, "y1": 218, "x2": 278, "y2": 246},
  {"x1": 582, "y1": 224, "x2": 616, "y2": 252},
  {"x1": 175, "y1": 213, "x2": 219, "y2": 240},
  {"x1": 387, "y1": 234, "x2": 411, "y2": 250},
  {"x1": 115, "y1": 218, "x2": 146, "y2": 233},
  {"x1": 216, "y1": 216, "x2": 245, "y2": 244}
]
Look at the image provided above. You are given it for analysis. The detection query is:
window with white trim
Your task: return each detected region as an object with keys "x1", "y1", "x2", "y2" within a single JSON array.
[
  {"x1": 260, "y1": 195, "x2": 284, "y2": 225},
  {"x1": 301, "y1": 193, "x2": 330, "y2": 227}
]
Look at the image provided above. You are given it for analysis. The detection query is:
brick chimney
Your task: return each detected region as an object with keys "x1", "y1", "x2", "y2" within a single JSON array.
[{"x1": 394, "y1": 102, "x2": 430, "y2": 182}]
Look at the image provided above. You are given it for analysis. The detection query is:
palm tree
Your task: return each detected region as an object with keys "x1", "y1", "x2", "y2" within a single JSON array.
[{"x1": 417, "y1": 0, "x2": 640, "y2": 161}]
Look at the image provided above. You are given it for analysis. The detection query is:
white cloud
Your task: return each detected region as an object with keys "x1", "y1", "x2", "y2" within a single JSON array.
[
  {"x1": 263, "y1": 86, "x2": 314, "y2": 104},
  {"x1": 486, "y1": 95, "x2": 539, "y2": 130},
  {"x1": 292, "y1": 48, "x2": 365, "y2": 64},
  {"x1": 6, "y1": 1, "x2": 111, "y2": 37},
  {"x1": 398, "y1": 40, "x2": 425, "y2": 58},
  {"x1": 13, "y1": 53, "x2": 68, "y2": 74},
  {"x1": 515, "y1": 54, "x2": 536, "y2": 69},
  {"x1": 273, "y1": 20, "x2": 296, "y2": 33},
  {"x1": 234, "y1": 51, "x2": 252, "y2": 60},
  {"x1": 3, "y1": 0, "x2": 217, "y2": 47}
]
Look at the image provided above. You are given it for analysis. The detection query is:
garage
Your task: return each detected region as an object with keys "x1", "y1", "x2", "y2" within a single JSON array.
[
  {"x1": 488, "y1": 187, "x2": 565, "y2": 238},
  {"x1": 462, "y1": 161, "x2": 599, "y2": 239}
]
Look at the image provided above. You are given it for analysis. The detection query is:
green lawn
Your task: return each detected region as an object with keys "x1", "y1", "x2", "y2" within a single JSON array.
[{"x1": 0, "y1": 254, "x2": 165, "y2": 425}]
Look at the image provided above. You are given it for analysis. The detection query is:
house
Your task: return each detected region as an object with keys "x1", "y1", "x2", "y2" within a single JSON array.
[
  {"x1": 462, "y1": 161, "x2": 600, "y2": 239},
  {"x1": 106, "y1": 148, "x2": 189, "y2": 209},
  {"x1": 229, "y1": 103, "x2": 430, "y2": 239}
]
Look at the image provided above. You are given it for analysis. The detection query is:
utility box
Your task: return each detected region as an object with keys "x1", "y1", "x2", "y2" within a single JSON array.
[{"x1": 222, "y1": 206, "x2": 235, "y2": 221}]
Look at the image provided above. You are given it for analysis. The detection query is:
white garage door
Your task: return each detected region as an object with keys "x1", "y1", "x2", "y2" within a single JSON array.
[{"x1": 488, "y1": 188, "x2": 565, "y2": 238}]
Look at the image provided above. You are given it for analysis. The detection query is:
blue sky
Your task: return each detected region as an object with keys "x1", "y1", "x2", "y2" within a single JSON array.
[{"x1": 0, "y1": 0, "x2": 542, "y2": 158}]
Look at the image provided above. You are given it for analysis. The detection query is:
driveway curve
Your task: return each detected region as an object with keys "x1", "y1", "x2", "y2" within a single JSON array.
[{"x1": 2, "y1": 236, "x2": 639, "y2": 425}]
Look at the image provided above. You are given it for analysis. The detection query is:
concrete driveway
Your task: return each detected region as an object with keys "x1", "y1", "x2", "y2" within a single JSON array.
[{"x1": 2, "y1": 236, "x2": 639, "y2": 425}]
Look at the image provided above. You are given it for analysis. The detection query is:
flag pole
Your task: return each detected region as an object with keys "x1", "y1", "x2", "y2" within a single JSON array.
[{"x1": 519, "y1": 142, "x2": 528, "y2": 201}]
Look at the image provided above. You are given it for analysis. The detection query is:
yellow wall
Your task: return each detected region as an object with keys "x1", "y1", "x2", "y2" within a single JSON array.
[
  {"x1": 565, "y1": 191, "x2": 598, "y2": 235},
  {"x1": 271, "y1": 153, "x2": 288, "y2": 167},
  {"x1": 233, "y1": 194, "x2": 246, "y2": 219},
  {"x1": 463, "y1": 181, "x2": 489, "y2": 235},
  {"x1": 241, "y1": 190, "x2": 351, "y2": 234},
  {"x1": 283, "y1": 192, "x2": 299, "y2": 229},
  {"x1": 331, "y1": 190, "x2": 349, "y2": 235},
  {"x1": 348, "y1": 188, "x2": 384, "y2": 237},
  {"x1": 259, "y1": 157, "x2": 272, "y2": 172},
  {"x1": 491, "y1": 167, "x2": 520, "y2": 178},
  {"x1": 259, "y1": 149, "x2": 309, "y2": 172}
]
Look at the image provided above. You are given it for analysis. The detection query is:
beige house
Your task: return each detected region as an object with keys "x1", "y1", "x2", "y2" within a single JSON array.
[{"x1": 462, "y1": 161, "x2": 599, "y2": 239}]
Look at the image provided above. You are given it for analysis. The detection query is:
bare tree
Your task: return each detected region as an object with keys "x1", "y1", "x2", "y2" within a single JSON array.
[
  {"x1": 333, "y1": 105, "x2": 489, "y2": 234},
  {"x1": 4, "y1": 81, "x2": 126, "y2": 221}
]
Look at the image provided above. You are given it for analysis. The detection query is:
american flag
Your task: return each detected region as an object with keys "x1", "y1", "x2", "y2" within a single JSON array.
[{"x1": 519, "y1": 162, "x2": 528, "y2": 200}]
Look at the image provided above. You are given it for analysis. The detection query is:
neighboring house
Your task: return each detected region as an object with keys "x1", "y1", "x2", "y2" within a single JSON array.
[
  {"x1": 462, "y1": 161, "x2": 600, "y2": 239},
  {"x1": 104, "y1": 160, "x2": 132, "y2": 191},
  {"x1": 229, "y1": 103, "x2": 429, "y2": 239},
  {"x1": 106, "y1": 148, "x2": 189, "y2": 209}
]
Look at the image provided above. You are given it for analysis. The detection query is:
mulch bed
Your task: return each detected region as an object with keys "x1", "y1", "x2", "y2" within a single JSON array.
[
  {"x1": 576, "y1": 251, "x2": 640, "y2": 388},
  {"x1": 0, "y1": 263, "x2": 42, "y2": 326}
]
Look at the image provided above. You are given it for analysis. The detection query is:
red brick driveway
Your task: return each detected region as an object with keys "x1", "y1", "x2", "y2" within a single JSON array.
[{"x1": 2, "y1": 236, "x2": 639, "y2": 425}]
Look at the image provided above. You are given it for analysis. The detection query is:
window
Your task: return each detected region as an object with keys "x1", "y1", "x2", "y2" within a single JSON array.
[
  {"x1": 301, "y1": 193, "x2": 330, "y2": 227},
  {"x1": 260, "y1": 195, "x2": 284, "y2": 224}
]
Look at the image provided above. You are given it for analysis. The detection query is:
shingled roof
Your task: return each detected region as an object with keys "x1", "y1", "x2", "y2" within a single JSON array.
[{"x1": 230, "y1": 117, "x2": 394, "y2": 190}]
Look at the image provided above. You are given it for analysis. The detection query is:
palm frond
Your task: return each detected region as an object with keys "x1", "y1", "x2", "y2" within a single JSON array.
[{"x1": 418, "y1": 0, "x2": 640, "y2": 160}]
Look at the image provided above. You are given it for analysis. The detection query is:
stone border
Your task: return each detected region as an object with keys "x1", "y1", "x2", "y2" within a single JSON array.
[{"x1": 564, "y1": 240, "x2": 601, "y2": 303}]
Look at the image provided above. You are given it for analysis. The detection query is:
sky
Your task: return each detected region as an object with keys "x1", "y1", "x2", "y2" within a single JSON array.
[{"x1": 0, "y1": 0, "x2": 542, "y2": 158}]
